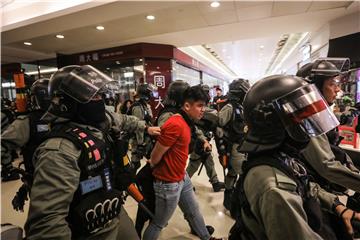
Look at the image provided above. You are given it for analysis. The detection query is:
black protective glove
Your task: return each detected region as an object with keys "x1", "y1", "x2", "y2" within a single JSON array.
[{"x1": 12, "y1": 184, "x2": 28, "y2": 212}]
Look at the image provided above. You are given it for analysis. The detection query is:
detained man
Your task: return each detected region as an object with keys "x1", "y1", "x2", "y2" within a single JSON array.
[{"x1": 143, "y1": 85, "x2": 222, "y2": 240}]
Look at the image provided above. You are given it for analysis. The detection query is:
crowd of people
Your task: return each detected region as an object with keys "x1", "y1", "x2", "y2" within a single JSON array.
[{"x1": 1, "y1": 57, "x2": 360, "y2": 240}]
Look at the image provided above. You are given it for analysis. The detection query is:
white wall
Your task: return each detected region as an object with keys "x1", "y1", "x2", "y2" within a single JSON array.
[
  {"x1": 309, "y1": 23, "x2": 330, "y2": 60},
  {"x1": 283, "y1": 10, "x2": 359, "y2": 73},
  {"x1": 330, "y1": 12, "x2": 360, "y2": 39}
]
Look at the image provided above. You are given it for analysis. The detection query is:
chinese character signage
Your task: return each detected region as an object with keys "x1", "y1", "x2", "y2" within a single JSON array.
[{"x1": 154, "y1": 75, "x2": 166, "y2": 89}]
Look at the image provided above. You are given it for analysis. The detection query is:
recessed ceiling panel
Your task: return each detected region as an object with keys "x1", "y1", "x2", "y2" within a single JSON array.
[{"x1": 272, "y1": 1, "x2": 312, "y2": 17}]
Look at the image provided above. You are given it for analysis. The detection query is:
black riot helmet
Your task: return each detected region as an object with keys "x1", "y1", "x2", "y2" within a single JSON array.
[
  {"x1": 136, "y1": 83, "x2": 158, "y2": 102},
  {"x1": 228, "y1": 78, "x2": 250, "y2": 102},
  {"x1": 296, "y1": 62, "x2": 313, "y2": 81},
  {"x1": 239, "y1": 75, "x2": 339, "y2": 153},
  {"x1": 198, "y1": 84, "x2": 211, "y2": 102},
  {"x1": 49, "y1": 65, "x2": 118, "y2": 103},
  {"x1": 309, "y1": 58, "x2": 350, "y2": 92},
  {"x1": 200, "y1": 84, "x2": 210, "y2": 94},
  {"x1": 163, "y1": 80, "x2": 190, "y2": 107},
  {"x1": 30, "y1": 78, "x2": 51, "y2": 111},
  {"x1": 44, "y1": 65, "x2": 118, "y2": 124},
  {"x1": 311, "y1": 60, "x2": 341, "y2": 91}
]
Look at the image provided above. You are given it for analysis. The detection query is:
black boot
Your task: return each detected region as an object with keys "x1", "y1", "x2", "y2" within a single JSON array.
[
  {"x1": 212, "y1": 181, "x2": 225, "y2": 192},
  {"x1": 1, "y1": 165, "x2": 20, "y2": 182},
  {"x1": 223, "y1": 189, "x2": 233, "y2": 210},
  {"x1": 190, "y1": 225, "x2": 215, "y2": 236}
]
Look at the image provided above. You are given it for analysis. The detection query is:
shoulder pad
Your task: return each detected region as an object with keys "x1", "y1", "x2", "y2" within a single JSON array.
[
  {"x1": 41, "y1": 137, "x2": 80, "y2": 158},
  {"x1": 42, "y1": 138, "x2": 68, "y2": 150}
]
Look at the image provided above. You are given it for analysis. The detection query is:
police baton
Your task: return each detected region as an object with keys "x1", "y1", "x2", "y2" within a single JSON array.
[
  {"x1": 127, "y1": 183, "x2": 155, "y2": 219},
  {"x1": 197, "y1": 148, "x2": 212, "y2": 176}
]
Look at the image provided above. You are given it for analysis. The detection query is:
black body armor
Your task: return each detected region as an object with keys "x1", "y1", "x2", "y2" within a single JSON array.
[
  {"x1": 129, "y1": 100, "x2": 152, "y2": 124},
  {"x1": 229, "y1": 151, "x2": 335, "y2": 240},
  {"x1": 45, "y1": 124, "x2": 123, "y2": 237},
  {"x1": 224, "y1": 101, "x2": 246, "y2": 143}
]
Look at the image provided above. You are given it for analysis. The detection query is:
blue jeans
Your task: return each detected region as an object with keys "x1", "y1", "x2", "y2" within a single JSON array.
[{"x1": 143, "y1": 173, "x2": 210, "y2": 240}]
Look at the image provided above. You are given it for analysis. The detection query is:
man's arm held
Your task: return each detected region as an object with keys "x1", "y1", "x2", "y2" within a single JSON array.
[{"x1": 148, "y1": 141, "x2": 170, "y2": 168}]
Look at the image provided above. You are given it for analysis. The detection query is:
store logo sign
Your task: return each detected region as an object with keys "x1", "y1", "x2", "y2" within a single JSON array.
[{"x1": 154, "y1": 75, "x2": 165, "y2": 89}]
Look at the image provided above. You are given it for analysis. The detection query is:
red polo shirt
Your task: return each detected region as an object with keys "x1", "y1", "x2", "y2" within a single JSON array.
[{"x1": 152, "y1": 114, "x2": 191, "y2": 182}]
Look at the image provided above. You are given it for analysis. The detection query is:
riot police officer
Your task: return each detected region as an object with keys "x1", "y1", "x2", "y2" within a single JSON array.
[
  {"x1": 1, "y1": 79, "x2": 50, "y2": 183},
  {"x1": 25, "y1": 65, "x2": 160, "y2": 240},
  {"x1": 217, "y1": 78, "x2": 249, "y2": 210},
  {"x1": 297, "y1": 58, "x2": 360, "y2": 193},
  {"x1": 231, "y1": 75, "x2": 360, "y2": 239},
  {"x1": 129, "y1": 83, "x2": 157, "y2": 171},
  {"x1": 186, "y1": 84, "x2": 225, "y2": 192}
]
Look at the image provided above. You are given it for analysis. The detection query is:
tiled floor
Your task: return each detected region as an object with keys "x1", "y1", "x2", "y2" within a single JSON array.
[{"x1": 1, "y1": 145, "x2": 234, "y2": 239}]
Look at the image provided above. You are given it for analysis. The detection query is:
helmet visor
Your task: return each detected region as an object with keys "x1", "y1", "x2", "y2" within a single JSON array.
[
  {"x1": 59, "y1": 65, "x2": 118, "y2": 103},
  {"x1": 274, "y1": 84, "x2": 339, "y2": 137},
  {"x1": 312, "y1": 58, "x2": 350, "y2": 78},
  {"x1": 323, "y1": 57, "x2": 350, "y2": 72}
]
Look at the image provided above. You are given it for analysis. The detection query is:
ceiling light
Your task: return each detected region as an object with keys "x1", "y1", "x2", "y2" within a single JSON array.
[
  {"x1": 210, "y1": 1, "x2": 220, "y2": 8},
  {"x1": 106, "y1": 68, "x2": 110, "y2": 70},
  {"x1": 115, "y1": 61, "x2": 120, "y2": 64},
  {"x1": 24, "y1": 42, "x2": 32, "y2": 46},
  {"x1": 56, "y1": 34, "x2": 64, "y2": 39},
  {"x1": 146, "y1": 15, "x2": 155, "y2": 20},
  {"x1": 96, "y1": 25, "x2": 105, "y2": 31}
]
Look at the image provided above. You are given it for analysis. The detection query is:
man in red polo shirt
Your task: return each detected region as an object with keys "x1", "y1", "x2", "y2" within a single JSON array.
[{"x1": 143, "y1": 86, "x2": 222, "y2": 240}]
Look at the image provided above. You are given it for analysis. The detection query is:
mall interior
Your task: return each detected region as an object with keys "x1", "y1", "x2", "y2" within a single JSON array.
[{"x1": 1, "y1": 1, "x2": 360, "y2": 239}]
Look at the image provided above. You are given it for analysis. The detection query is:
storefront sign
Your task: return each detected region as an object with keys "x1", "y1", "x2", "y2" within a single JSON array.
[
  {"x1": 154, "y1": 96, "x2": 164, "y2": 109},
  {"x1": 154, "y1": 75, "x2": 166, "y2": 89},
  {"x1": 79, "y1": 51, "x2": 124, "y2": 63}
]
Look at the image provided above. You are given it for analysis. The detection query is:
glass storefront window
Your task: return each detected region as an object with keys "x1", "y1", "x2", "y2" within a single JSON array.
[
  {"x1": 94, "y1": 58, "x2": 144, "y2": 103},
  {"x1": 22, "y1": 58, "x2": 58, "y2": 81},
  {"x1": 1, "y1": 78, "x2": 16, "y2": 100},
  {"x1": 172, "y1": 63, "x2": 200, "y2": 86},
  {"x1": 203, "y1": 72, "x2": 221, "y2": 87}
]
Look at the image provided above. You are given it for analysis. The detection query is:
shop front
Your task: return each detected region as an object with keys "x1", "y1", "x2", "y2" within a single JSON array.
[{"x1": 55, "y1": 42, "x2": 228, "y2": 116}]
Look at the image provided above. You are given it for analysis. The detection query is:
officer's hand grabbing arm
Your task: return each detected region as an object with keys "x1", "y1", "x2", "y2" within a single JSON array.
[{"x1": 146, "y1": 126, "x2": 161, "y2": 136}]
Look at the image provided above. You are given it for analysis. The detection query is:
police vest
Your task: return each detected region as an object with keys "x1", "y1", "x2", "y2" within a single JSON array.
[
  {"x1": 224, "y1": 101, "x2": 246, "y2": 142},
  {"x1": 230, "y1": 151, "x2": 331, "y2": 239},
  {"x1": 129, "y1": 101, "x2": 152, "y2": 124},
  {"x1": 21, "y1": 110, "x2": 50, "y2": 176},
  {"x1": 45, "y1": 124, "x2": 122, "y2": 237}
]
